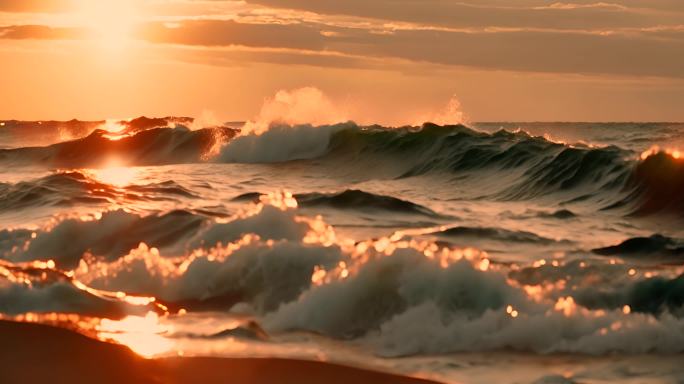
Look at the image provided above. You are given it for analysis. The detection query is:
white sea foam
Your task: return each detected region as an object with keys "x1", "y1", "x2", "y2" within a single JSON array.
[
  {"x1": 218, "y1": 123, "x2": 349, "y2": 163},
  {"x1": 2, "y1": 191, "x2": 684, "y2": 357}
]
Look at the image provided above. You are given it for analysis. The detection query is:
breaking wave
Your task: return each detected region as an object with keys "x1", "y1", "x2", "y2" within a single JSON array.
[
  {"x1": 0, "y1": 116, "x2": 194, "y2": 148},
  {"x1": 2, "y1": 193, "x2": 684, "y2": 356},
  {"x1": 219, "y1": 122, "x2": 684, "y2": 217},
  {"x1": 2, "y1": 121, "x2": 684, "y2": 219},
  {"x1": 0, "y1": 125, "x2": 236, "y2": 168}
]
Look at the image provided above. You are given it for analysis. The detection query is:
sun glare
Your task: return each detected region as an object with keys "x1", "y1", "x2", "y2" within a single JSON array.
[
  {"x1": 73, "y1": 0, "x2": 140, "y2": 52},
  {"x1": 99, "y1": 120, "x2": 131, "y2": 140},
  {"x1": 640, "y1": 145, "x2": 683, "y2": 161},
  {"x1": 97, "y1": 312, "x2": 173, "y2": 358},
  {"x1": 101, "y1": 119, "x2": 126, "y2": 134},
  {"x1": 93, "y1": 164, "x2": 139, "y2": 186}
]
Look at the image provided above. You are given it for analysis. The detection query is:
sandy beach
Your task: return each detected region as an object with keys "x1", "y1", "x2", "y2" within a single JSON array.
[{"x1": 0, "y1": 320, "x2": 439, "y2": 384}]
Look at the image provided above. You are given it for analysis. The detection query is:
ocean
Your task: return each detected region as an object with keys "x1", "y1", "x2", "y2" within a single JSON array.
[{"x1": 1, "y1": 118, "x2": 683, "y2": 383}]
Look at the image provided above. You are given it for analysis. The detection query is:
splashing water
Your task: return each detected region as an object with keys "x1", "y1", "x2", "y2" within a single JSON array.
[{"x1": 3, "y1": 116, "x2": 684, "y2": 383}]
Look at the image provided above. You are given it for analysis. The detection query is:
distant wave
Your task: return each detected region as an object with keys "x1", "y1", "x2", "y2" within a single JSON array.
[
  {"x1": 0, "y1": 116, "x2": 194, "y2": 148},
  {"x1": 234, "y1": 189, "x2": 444, "y2": 218},
  {"x1": 0, "y1": 125, "x2": 236, "y2": 167},
  {"x1": 220, "y1": 122, "x2": 684, "y2": 217},
  {"x1": 431, "y1": 226, "x2": 561, "y2": 245},
  {"x1": 0, "y1": 171, "x2": 197, "y2": 211},
  {"x1": 593, "y1": 234, "x2": 684, "y2": 264},
  {"x1": 3, "y1": 121, "x2": 684, "y2": 217}
]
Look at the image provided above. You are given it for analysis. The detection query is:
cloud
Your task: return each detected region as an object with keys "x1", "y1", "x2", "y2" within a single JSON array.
[
  {"x1": 3, "y1": 18, "x2": 682, "y2": 79},
  {"x1": 141, "y1": 20, "x2": 684, "y2": 78},
  {"x1": 537, "y1": 2, "x2": 628, "y2": 10},
  {"x1": 341, "y1": 27, "x2": 684, "y2": 78},
  {"x1": 1, "y1": 1, "x2": 683, "y2": 79},
  {"x1": 157, "y1": 44, "x2": 385, "y2": 71},
  {"x1": 0, "y1": 0, "x2": 71, "y2": 13},
  {"x1": 246, "y1": 0, "x2": 684, "y2": 30},
  {"x1": 138, "y1": 19, "x2": 326, "y2": 50},
  {"x1": 0, "y1": 25, "x2": 83, "y2": 40}
]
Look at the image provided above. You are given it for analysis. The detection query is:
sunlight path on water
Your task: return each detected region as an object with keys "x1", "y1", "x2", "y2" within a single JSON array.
[{"x1": 97, "y1": 312, "x2": 174, "y2": 358}]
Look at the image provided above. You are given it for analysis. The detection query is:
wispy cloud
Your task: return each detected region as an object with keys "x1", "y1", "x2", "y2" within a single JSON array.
[
  {"x1": 1, "y1": 0, "x2": 683, "y2": 121},
  {"x1": 2, "y1": 9, "x2": 683, "y2": 79}
]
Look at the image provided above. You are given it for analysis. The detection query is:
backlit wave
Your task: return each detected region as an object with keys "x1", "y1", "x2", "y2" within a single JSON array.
[{"x1": 2, "y1": 192, "x2": 684, "y2": 357}]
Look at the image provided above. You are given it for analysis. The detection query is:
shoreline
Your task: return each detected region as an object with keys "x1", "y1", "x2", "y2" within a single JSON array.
[{"x1": 0, "y1": 320, "x2": 440, "y2": 384}]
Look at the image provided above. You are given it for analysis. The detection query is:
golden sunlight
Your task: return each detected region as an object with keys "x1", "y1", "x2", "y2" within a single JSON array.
[
  {"x1": 640, "y1": 145, "x2": 683, "y2": 161},
  {"x1": 101, "y1": 119, "x2": 126, "y2": 134},
  {"x1": 73, "y1": 0, "x2": 140, "y2": 52},
  {"x1": 93, "y1": 164, "x2": 139, "y2": 186},
  {"x1": 97, "y1": 312, "x2": 173, "y2": 358}
]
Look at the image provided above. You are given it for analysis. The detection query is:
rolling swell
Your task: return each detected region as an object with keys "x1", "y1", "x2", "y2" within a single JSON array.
[
  {"x1": 4, "y1": 121, "x2": 684, "y2": 217},
  {"x1": 318, "y1": 124, "x2": 684, "y2": 216},
  {"x1": 234, "y1": 189, "x2": 443, "y2": 218},
  {"x1": 297, "y1": 190, "x2": 442, "y2": 217},
  {"x1": 625, "y1": 152, "x2": 684, "y2": 216},
  {"x1": 0, "y1": 116, "x2": 193, "y2": 148},
  {"x1": 0, "y1": 172, "x2": 112, "y2": 210},
  {"x1": 0, "y1": 125, "x2": 237, "y2": 168},
  {"x1": 431, "y1": 226, "x2": 560, "y2": 245},
  {"x1": 323, "y1": 125, "x2": 636, "y2": 205},
  {"x1": 218, "y1": 122, "x2": 634, "y2": 208},
  {"x1": 0, "y1": 171, "x2": 198, "y2": 213},
  {"x1": 592, "y1": 234, "x2": 684, "y2": 264}
]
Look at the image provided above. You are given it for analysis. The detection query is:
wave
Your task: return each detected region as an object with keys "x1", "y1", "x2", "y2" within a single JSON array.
[
  {"x1": 0, "y1": 258, "x2": 148, "y2": 318},
  {"x1": 0, "y1": 172, "x2": 112, "y2": 210},
  {"x1": 501, "y1": 209, "x2": 577, "y2": 221},
  {"x1": 431, "y1": 226, "x2": 562, "y2": 245},
  {"x1": 508, "y1": 259, "x2": 684, "y2": 315},
  {"x1": 0, "y1": 125, "x2": 236, "y2": 168},
  {"x1": 218, "y1": 122, "x2": 684, "y2": 217},
  {"x1": 0, "y1": 119, "x2": 103, "y2": 149},
  {"x1": 0, "y1": 116, "x2": 195, "y2": 149},
  {"x1": 218, "y1": 123, "x2": 344, "y2": 163},
  {"x1": 3, "y1": 121, "x2": 684, "y2": 217},
  {"x1": 538, "y1": 209, "x2": 577, "y2": 220},
  {"x1": 623, "y1": 152, "x2": 684, "y2": 216},
  {"x1": 2, "y1": 194, "x2": 684, "y2": 355},
  {"x1": 0, "y1": 198, "x2": 318, "y2": 270},
  {"x1": 266, "y1": 243, "x2": 684, "y2": 355},
  {"x1": 1, "y1": 195, "x2": 343, "y2": 313},
  {"x1": 0, "y1": 171, "x2": 197, "y2": 214},
  {"x1": 1, "y1": 209, "x2": 206, "y2": 269},
  {"x1": 592, "y1": 234, "x2": 684, "y2": 264},
  {"x1": 234, "y1": 189, "x2": 443, "y2": 218},
  {"x1": 297, "y1": 190, "x2": 442, "y2": 217}
]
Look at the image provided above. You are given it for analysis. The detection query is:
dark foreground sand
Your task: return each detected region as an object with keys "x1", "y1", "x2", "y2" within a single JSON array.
[{"x1": 0, "y1": 320, "x2": 440, "y2": 384}]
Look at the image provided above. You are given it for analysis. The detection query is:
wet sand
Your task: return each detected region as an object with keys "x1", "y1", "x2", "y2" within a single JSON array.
[{"x1": 0, "y1": 320, "x2": 440, "y2": 384}]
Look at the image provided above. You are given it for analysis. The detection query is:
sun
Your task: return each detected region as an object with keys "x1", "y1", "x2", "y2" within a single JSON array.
[
  {"x1": 72, "y1": 0, "x2": 141, "y2": 52},
  {"x1": 92, "y1": 160, "x2": 139, "y2": 187}
]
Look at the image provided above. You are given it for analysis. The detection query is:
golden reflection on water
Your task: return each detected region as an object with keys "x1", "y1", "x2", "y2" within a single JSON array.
[
  {"x1": 92, "y1": 165, "x2": 139, "y2": 187},
  {"x1": 640, "y1": 145, "x2": 683, "y2": 160},
  {"x1": 97, "y1": 311, "x2": 173, "y2": 358}
]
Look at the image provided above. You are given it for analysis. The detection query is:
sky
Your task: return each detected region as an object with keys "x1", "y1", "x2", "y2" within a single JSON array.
[{"x1": 0, "y1": 0, "x2": 683, "y2": 123}]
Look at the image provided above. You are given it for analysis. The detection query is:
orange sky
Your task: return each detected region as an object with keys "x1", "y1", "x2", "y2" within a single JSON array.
[{"x1": 0, "y1": 0, "x2": 683, "y2": 123}]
